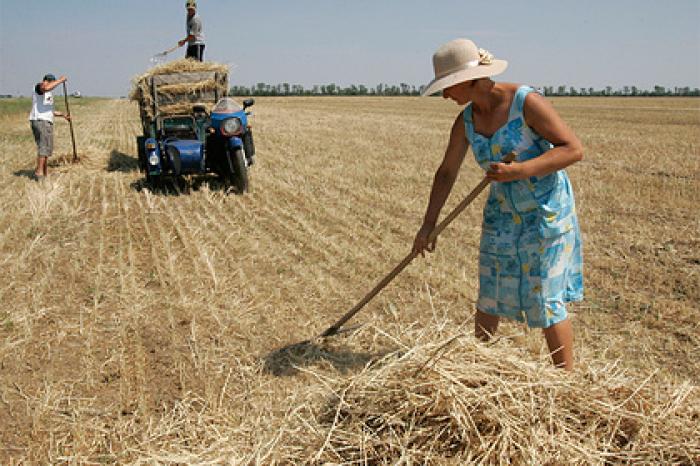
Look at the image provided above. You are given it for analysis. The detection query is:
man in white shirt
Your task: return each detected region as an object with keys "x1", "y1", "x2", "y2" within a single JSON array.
[
  {"x1": 178, "y1": 0, "x2": 205, "y2": 61},
  {"x1": 28, "y1": 73, "x2": 70, "y2": 180}
]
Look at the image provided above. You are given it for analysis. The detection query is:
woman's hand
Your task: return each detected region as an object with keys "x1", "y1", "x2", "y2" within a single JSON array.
[
  {"x1": 486, "y1": 161, "x2": 526, "y2": 182},
  {"x1": 413, "y1": 111, "x2": 469, "y2": 258},
  {"x1": 412, "y1": 223, "x2": 437, "y2": 257}
]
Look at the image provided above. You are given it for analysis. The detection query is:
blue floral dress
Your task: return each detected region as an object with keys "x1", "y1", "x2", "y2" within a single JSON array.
[{"x1": 464, "y1": 85, "x2": 583, "y2": 328}]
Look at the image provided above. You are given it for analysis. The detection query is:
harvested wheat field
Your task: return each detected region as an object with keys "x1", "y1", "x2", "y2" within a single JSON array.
[{"x1": 1, "y1": 96, "x2": 698, "y2": 464}]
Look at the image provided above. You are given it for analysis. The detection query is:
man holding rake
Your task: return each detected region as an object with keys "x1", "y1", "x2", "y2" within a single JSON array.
[
  {"x1": 178, "y1": 0, "x2": 205, "y2": 61},
  {"x1": 28, "y1": 73, "x2": 71, "y2": 180}
]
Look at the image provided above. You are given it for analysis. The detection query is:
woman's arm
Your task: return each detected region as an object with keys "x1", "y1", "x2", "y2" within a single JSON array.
[
  {"x1": 413, "y1": 112, "x2": 469, "y2": 256},
  {"x1": 487, "y1": 92, "x2": 583, "y2": 182}
]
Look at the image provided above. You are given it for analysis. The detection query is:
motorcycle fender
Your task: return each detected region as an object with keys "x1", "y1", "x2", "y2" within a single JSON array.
[{"x1": 227, "y1": 136, "x2": 244, "y2": 151}]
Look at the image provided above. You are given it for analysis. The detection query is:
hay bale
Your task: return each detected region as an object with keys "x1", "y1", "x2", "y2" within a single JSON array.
[
  {"x1": 274, "y1": 327, "x2": 699, "y2": 464},
  {"x1": 130, "y1": 58, "x2": 229, "y2": 125}
]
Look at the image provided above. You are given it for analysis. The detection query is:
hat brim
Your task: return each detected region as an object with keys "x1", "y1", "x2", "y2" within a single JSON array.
[{"x1": 421, "y1": 60, "x2": 508, "y2": 96}]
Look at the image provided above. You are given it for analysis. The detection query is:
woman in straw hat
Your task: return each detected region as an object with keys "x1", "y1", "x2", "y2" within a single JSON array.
[{"x1": 413, "y1": 39, "x2": 584, "y2": 370}]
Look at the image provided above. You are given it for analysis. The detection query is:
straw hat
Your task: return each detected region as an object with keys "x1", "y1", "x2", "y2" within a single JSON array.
[{"x1": 421, "y1": 39, "x2": 508, "y2": 96}]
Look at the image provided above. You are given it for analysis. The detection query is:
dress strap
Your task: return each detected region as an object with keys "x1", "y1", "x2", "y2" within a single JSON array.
[
  {"x1": 509, "y1": 85, "x2": 535, "y2": 120},
  {"x1": 462, "y1": 104, "x2": 476, "y2": 144}
]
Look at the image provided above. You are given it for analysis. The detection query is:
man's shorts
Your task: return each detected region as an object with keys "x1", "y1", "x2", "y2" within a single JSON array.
[{"x1": 30, "y1": 119, "x2": 53, "y2": 157}]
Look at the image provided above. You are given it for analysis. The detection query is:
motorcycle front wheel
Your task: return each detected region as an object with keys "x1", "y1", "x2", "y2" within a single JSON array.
[{"x1": 228, "y1": 148, "x2": 248, "y2": 193}]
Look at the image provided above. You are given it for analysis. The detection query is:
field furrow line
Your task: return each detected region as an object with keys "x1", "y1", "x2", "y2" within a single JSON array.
[
  {"x1": 250, "y1": 190, "x2": 392, "y2": 292},
  {"x1": 131, "y1": 192, "x2": 173, "y2": 293},
  {"x1": 174, "y1": 192, "x2": 267, "y2": 297},
  {"x1": 171, "y1": 197, "x2": 219, "y2": 290},
  {"x1": 91, "y1": 175, "x2": 110, "y2": 312},
  {"x1": 189, "y1": 190, "x2": 277, "y2": 319},
  {"x1": 146, "y1": 199, "x2": 188, "y2": 310},
  {"x1": 115, "y1": 179, "x2": 144, "y2": 305},
  {"x1": 192, "y1": 190, "x2": 248, "y2": 267},
  {"x1": 157, "y1": 196, "x2": 208, "y2": 285}
]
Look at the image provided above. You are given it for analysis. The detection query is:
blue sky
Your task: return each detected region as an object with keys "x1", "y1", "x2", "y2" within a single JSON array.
[{"x1": 1, "y1": 0, "x2": 699, "y2": 97}]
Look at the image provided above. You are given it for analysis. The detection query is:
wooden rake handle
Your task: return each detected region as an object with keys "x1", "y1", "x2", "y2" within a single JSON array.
[
  {"x1": 157, "y1": 44, "x2": 180, "y2": 56},
  {"x1": 62, "y1": 82, "x2": 78, "y2": 162},
  {"x1": 319, "y1": 151, "x2": 517, "y2": 338}
]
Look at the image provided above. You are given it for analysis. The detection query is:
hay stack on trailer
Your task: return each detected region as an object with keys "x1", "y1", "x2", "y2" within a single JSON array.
[{"x1": 130, "y1": 58, "x2": 229, "y2": 137}]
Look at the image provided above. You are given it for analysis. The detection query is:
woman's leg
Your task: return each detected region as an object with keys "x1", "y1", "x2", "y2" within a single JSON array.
[
  {"x1": 475, "y1": 309, "x2": 500, "y2": 341},
  {"x1": 542, "y1": 318, "x2": 574, "y2": 370}
]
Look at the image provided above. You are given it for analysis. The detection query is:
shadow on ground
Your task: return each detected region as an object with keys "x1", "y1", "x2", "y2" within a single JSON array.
[
  {"x1": 263, "y1": 339, "x2": 394, "y2": 377},
  {"x1": 13, "y1": 169, "x2": 36, "y2": 180},
  {"x1": 108, "y1": 149, "x2": 139, "y2": 172}
]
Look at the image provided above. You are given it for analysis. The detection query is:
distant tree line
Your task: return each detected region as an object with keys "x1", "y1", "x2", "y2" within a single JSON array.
[
  {"x1": 231, "y1": 83, "x2": 424, "y2": 96},
  {"x1": 540, "y1": 85, "x2": 699, "y2": 97},
  {"x1": 231, "y1": 83, "x2": 700, "y2": 97}
]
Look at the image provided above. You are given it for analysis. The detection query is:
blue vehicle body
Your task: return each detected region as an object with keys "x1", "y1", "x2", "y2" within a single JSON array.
[{"x1": 137, "y1": 97, "x2": 256, "y2": 192}]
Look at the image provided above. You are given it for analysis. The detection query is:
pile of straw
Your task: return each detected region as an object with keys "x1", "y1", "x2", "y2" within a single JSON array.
[
  {"x1": 129, "y1": 58, "x2": 229, "y2": 119},
  {"x1": 270, "y1": 327, "x2": 699, "y2": 464}
]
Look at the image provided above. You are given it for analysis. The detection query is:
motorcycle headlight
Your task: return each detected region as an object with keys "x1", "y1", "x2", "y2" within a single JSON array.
[
  {"x1": 148, "y1": 154, "x2": 159, "y2": 165},
  {"x1": 221, "y1": 117, "x2": 242, "y2": 136}
]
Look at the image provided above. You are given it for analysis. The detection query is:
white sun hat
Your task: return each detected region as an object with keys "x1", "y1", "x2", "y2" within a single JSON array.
[{"x1": 421, "y1": 39, "x2": 508, "y2": 96}]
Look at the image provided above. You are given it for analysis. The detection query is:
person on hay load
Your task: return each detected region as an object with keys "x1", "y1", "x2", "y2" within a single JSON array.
[
  {"x1": 412, "y1": 39, "x2": 584, "y2": 370},
  {"x1": 28, "y1": 73, "x2": 71, "y2": 181},
  {"x1": 178, "y1": 0, "x2": 205, "y2": 61}
]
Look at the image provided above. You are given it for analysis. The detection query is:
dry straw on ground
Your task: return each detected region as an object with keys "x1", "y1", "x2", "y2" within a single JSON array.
[
  {"x1": 266, "y1": 325, "x2": 699, "y2": 464},
  {"x1": 1, "y1": 96, "x2": 698, "y2": 463}
]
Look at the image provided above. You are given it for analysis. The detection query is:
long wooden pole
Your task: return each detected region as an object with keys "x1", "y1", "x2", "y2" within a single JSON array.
[
  {"x1": 62, "y1": 82, "x2": 78, "y2": 162},
  {"x1": 319, "y1": 151, "x2": 517, "y2": 338}
]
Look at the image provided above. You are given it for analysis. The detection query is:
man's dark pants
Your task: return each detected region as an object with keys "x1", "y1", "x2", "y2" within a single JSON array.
[{"x1": 186, "y1": 44, "x2": 205, "y2": 61}]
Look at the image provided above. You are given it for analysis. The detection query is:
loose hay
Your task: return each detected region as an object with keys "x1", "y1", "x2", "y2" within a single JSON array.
[
  {"x1": 129, "y1": 58, "x2": 229, "y2": 123},
  {"x1": 156, "y1": 103, "x2": 209, "y2": 116},
  {"x1": 156, "y1": 78, "x2": 220, "y2": 96},
  {"x1": 269, "y1": 326, "x2": 699, "y2": 464}
]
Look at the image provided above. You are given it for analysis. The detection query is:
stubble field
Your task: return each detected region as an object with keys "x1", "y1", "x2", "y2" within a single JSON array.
[{"x1": 0, "y1": 96, "x2": 698, "y2": 463}]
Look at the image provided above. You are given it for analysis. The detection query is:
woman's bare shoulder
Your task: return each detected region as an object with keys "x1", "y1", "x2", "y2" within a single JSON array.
[{"x1": 496, "y1": 82, "x2": 521, "y2": 94}]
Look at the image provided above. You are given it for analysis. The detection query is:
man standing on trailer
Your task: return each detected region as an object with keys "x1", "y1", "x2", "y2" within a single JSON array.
[
  {"x1": 178, "y1": 0, "x2": 205, "y2": 61},
  {"x1": 28, "y1": 73, "x2": 70, "y2": 180}
]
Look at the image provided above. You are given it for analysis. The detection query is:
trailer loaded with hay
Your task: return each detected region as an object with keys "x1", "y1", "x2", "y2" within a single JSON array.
[{"x1": 130, "y1": 59, "x2": 256, "y2": 192}]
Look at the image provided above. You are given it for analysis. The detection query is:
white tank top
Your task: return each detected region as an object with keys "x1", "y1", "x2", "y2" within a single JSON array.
[{"x1": 29, "y1": 86, "x2": 54, "y2": 122}]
